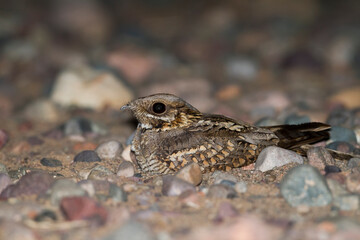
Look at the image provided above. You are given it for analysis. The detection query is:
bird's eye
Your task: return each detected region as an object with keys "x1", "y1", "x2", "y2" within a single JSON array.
[{"x1": 152, "y1": 102, "x2": 166, "y2": 114}]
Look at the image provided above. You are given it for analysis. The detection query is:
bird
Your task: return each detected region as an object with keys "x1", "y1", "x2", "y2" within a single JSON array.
[{"x1": 121, "y1": 93, "x2": 347, "y2": 176}]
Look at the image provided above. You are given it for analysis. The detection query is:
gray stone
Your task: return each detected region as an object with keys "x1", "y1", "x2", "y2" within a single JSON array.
[
  {"x1": 0, "y1": 173, "x2": 11, "y2": 194},
  {"x1": 333, "y1": 194, "x2": 360, "y2": 211},
  {"x1": 96, "y1": 141, "x2": 123, "y2": 159},
  {"x1": 0, "y1": 163, "x2": 7, "y2": 174},
  {"x1": 234, "y1": 181, "x2": 248, "y2": 193},
  {"x1": 116, "y1": 161, "x2": 135, "y2": 178},
  {"x1": 212, "y1": 171, "x2": 237, "y2": 184},
  {"x1": 175, "y1": 162, "x2": 202, "y2": 186},
  {"x1": 50, "y1": 179, "x2": 86, "y2": 205},
  {"x1": 88, "y1": 165, "x2": 114, "y2": 180},
  {"x1": 207, "y1": 184, "x2": 237, "y2": 199},
  {"x1": 255, "y1": 146, "x2": 304, "y2": 172},
  {"x1": 74, "y1": 150, "x2": 101, "y2": 163},
  {"x1": 161, "y1": 175, "x2": 196, "y2": 197},
  {"x1": 330, "y1": 126, "x2": 357, "y2": 143},
  {"x1": 102, "y1": 220, "x2": 155, "y2": 240},
  {"x1": 280, "y1": 165, "x2": 332, "y2": 207},
  {"x1": 40, "y1": 158, "x2": 63, "y2": 167},
  {"x1": 108, "y1": 184, "x2": 127, "y2": 202},
  {"x1": 285, "y1": 114, "x2": 311, "y2": 125}
]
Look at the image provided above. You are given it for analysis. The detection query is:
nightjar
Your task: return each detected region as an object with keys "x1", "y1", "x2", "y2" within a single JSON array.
[{"x1": 122, "y1": 93, "x2": 332, "y2": 175}]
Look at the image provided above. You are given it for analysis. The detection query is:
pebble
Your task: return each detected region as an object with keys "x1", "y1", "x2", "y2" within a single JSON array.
[
  {"x1": 108, "y1": 184, "x2": 127, "y2": 202},
  {"x1": 78, "y1": 179, "x2": 110, "y2": 197},
  {"x1": 330, "y1": 86, "x2": 360, "y2": 108},
  {"x1": 207, "y1": 184, "x2": 237, "y2": 199},
  {"x1": 40, "y1": 158, "x2": 63, "y2": 167},
  {"x1": 33, "y1": 209, "x2": 58, "y2": 222},
  {"x1": 214, "y1": 202, "x2": 239, "y2": 222},
  {"x1": 326, "y1": 179, "x2": 348, "y2": 197},
  {"x1": 280, "y1": 165, "x2": 332, "y2": 207},
  {"x1": 161, "y1": 175, "x2": 196, "y2": 197},
  {"x1": 24, "y1": 99, "x2": 60, "y2": 122},
  {"x1": 307, "y1": 147, "x2": 334, "y2": 171},
  {"x1": 326, "y1": 107, "x2": 353, "y2": 128},
  {"x1": 116, "y1": 161, "x2": 135, "y2": 178},
  {"x1": 96, "y1": 140, "x2": 123, "y2": 159},
  {"x1": 255, "y1": 146, "x2": 304, "y2": 172},
  {"x1": 333, "y1": 194, "x2": 360, "y2": 211},
  {"x1": 121, "y1": 145, "x2": 133, "y2": 162},
  {"x1": 0, "y1": 129, "x2": 8, "y2": 150},
  {"x1": 0, "y1": 163, "x2": 7, "y2": 174},
  {"x1": 0, "y1": 171, "x2": 55, "y2": 199},
  {"x1": 346, "y1": 171, "x2": 360, "y2": 194},
  {"x1": 62, "y1": 117, "x2": 106, "y2": 137},
  {"x1": 102, "y1": 220, "x2": 156, "y2": 240},
  {"x1": 60, "y1": 196, "x2": 107, "y2": 225},
  {"x1": 175, "y1": 162, "x2": 202, "y2": 186},
  {"x1": 50, "y1": 179, "x2": 86, "y2": 205},
  {"x1": 225, "y1": 57, "x2": 258, "y2": 81},
  {"x1": 348, "y1": 158, "x2": 360, "y2": 169},
  {"x1": 179, "y1": 191, "x2": 203, "y2": 209},
  {"x1": 326, "y1": 141, "x2": 355, "y2": 154},
  {"x1": 27, "y1": 136, "x2": 44, "y2": 145},
  {"x1": 74, "y1": 150, "x2": 101, "y2": 163},
  {"x1": 0, "y1": 173, "x2": 11, "y2": 194},
  {"x1": 88, "y1": 165, "x2": 114, "y2": 180},
  {"x1": 330, "y1": 126, "x2": 357, "y2": 143},
  {"x1": 234, "y1": 181, "x2": 248, "y2": 193},
  {"x1": 212, "y1": 171, "x2": 237, "y2": 184},
  {"x1": 324, "y1": 165, "x2": 341, "y2": 175},
  {"x1": 284, "y1": 113, "x2": 311, "y2": 125},
  {"x1": 50, "y1": 63, "x2": 133, "y2": 110}
]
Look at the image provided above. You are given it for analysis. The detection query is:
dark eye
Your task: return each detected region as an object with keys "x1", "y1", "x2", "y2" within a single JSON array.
[{"x1": 152, "y1": 102, "x2": 166, "y2": 114}]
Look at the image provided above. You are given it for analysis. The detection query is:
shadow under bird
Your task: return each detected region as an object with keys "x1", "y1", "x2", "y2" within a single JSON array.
[{"x1": 122, "y1": 93, "x2": 355, "y2": 175}]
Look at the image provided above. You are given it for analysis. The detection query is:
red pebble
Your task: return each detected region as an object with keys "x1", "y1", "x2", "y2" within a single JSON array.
[{"x1": 60, "y1": 196, "x2": 107, "y2": 225}]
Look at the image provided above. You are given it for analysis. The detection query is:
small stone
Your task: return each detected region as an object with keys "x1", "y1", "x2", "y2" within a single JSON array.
[
  {"x1": 346, "y1": 171, "x2": 360, "y2": 194},
  {"x1": 102, "y1": 220, "x2": 156, "y2": 240},
  {"x1": 280, "y1": 165, "x2": 332, "y2": 207},
  {"x1": 326, "y1": 141, "x2": 355, "y2": 154},
  {"x1": 51, "y1": 63, "x2": 133, "y2": 110},
  {"x1": 0, "y1": 171, "x2": 54, "y2": 199},
  {"x1": 207, "y1": 184, "x2": 237, "y2": 199},
  {"x1": 88, "y1": 165, "x2": 113, "y2": 180},
  {"x1": 161, "y1": 175, "x2": 196, "y2": 197},
  {"x1": 326, "y1": 178, "x2": 348, "y2": 197},
  {"x1": 348, "y1": 158, "x2": 360, "y2": 169},
  {"x1": 175, "y1": 162, "x2": 202, "y2": 186},
  {"x1": 212, "y1": 171, "x2": 237, "y2": 184},
  {"x1": 226, "y1": 57, "x2": 258, "y2": 81},
  {"x1": 116, "y1": 161, "x2": 135, "y2": 178},
  {"x1": 96, "y1": 140, "x2": 123, "y2": 159},
  {"x1": 284, "y1": 114, "x2": 311, "y2": 125},
  {"x1": 324, "y1": 165, "x2": 341, "y2": 175},
  {"x1": 50, "y1": 179, "x2": 86, "y2": 205},
  {"x1": 60, "y1": 196, "x2": 107, "y2": 225},
  {"x1": 179, "y1": 191, "x2": 203, "y2": 209},
  {"x1": 78, "y1": 179, "x2": 110, "y2": 196},
  {"x1": 121, "y1": 145, "x2": 132, "y2": 162},
  {"x1": 234, "y1": 181, "x2": 248, "y2": 193},
  {"x1": 62, "y1": 117, "x2": 106, "y2": 136},
  {"x1": 0, "y1": 129, "x2": 8, "y2": 150},
  {"x1": 108, "y1": 184, "x2": 127, "y2": 202},
  {"x1": 307, "y1": 147, "x2": 335, "y2": 170},
  {"x1": 0, "y1": 173, "x2": 11, "y2": 194},
  {"x1": 214, "y1": 202, "x2": 239, "y2": 222},
  {"x1": 219, "y1": 180, "x2": 236, "y2": 187},
  {"x1": 330, "y1": 126, "x2": 357, "y2": 143},
  {"x1": 0, "y1": 163, "x2": 7, "y2": 174},
  {"x1": 40, "y1": 158, "x2": 63, "y2": 167},
  {"x1": 34, "y1": 209, "x2": 57, "y2": 222},
  {"x1": 333, "y1": 194, "x2": 360, "y2": 211},
  {"x1": 326, "y1": 108, "x2": 353, "y2": 128},
  {"x1": 27, "y1": 136, "x2": 44, "y2": 145},
  {"x1": 74, "y1": 150, "x2": 101, "y2": 163},
  {"x1": 24, "y1": 99, "x2": 60, "y2": 122},
  {"x1": 255, "y1": 146, "x2": 304, "y2": 172}
]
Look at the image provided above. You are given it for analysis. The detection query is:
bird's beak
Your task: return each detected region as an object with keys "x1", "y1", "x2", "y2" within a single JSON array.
[{"x1": 120, "y1": 103, "x2": 131, "y2": 111}]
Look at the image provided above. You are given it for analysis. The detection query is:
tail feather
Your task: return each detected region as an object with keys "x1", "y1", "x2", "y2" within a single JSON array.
[{"x1": 265, "y1": 122, "x2": 331, "y2": 149}]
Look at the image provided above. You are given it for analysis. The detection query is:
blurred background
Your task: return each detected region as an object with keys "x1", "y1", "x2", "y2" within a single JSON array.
[{"x1": 0, "y1": 0, "x2": 360, "y2": 124}]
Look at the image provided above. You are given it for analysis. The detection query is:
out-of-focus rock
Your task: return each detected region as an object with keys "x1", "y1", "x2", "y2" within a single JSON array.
[{"x1": 50, "y1": 64, "x2": 133, "y2": 110}]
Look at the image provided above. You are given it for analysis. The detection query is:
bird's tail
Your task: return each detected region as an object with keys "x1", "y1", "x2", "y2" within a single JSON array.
[
  {"x1": 265, "y1": 122, "x2": 331, "y2": 149},
  {"x1": 266, "y1": 122, "x2": 358, "y2": 161}
]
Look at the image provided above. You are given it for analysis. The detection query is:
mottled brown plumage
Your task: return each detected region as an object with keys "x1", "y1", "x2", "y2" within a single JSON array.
[{"x1": 122, "y1": 93, "x2": 331, "y2": 175}]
